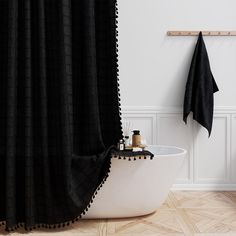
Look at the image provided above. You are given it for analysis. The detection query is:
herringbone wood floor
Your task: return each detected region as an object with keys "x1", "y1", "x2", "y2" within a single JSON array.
[{"x1": 1, "y1": 191, "x2": 236, "y2": 236}]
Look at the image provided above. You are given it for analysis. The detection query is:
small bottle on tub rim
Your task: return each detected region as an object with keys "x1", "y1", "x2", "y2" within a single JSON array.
[{"x1": 118, "y1": 139, "x2": 125, "y2": 151}]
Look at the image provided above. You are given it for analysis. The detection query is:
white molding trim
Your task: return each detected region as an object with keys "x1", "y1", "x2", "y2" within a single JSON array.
[
  {"x1": 122, "y1": 106, "x2": 236, "y2": 114},
  {"x1": 122, "y1": 106, "x2": 182, "y2": 113}
]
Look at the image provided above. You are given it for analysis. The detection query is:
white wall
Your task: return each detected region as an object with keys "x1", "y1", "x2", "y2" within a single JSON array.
[{"x1": 118, "y1": 0, "x2": 236, "y2": 190}]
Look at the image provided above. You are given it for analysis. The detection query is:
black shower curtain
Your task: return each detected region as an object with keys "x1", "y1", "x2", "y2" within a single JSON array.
[{"x1": 0, "y1": 0, "x2": 122, "y2": 231}]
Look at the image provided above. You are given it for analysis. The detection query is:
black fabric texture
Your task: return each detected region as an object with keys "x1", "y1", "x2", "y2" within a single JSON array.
[
  {"x1": 0, "y1": 0, "x2": 122, "y2": 230},
  {"x1": 183, "y1": 32, "x2": 219, "y2": 136}
]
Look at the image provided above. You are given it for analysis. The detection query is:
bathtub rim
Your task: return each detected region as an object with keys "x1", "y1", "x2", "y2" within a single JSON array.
[{"x1": 145, "y1": 145, "x2": 187, "y2": 157}]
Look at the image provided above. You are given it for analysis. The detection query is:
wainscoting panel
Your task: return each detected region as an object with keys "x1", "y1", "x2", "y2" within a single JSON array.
[
  {"x1": 122, "y1": 113, "x2": 157, "y2": 145},
  {"x1": 194, "y1": 115, "x2": 230, "y2": 184},
  {"x1": 157, "y1": 114, "x2": 193, "y2": 184},
  {"x1": 122, "y1": 106, "x2": 236, "y2": 190},
  {"x1": 231, "y1": 115, "x2": 236, "y2": 183}
]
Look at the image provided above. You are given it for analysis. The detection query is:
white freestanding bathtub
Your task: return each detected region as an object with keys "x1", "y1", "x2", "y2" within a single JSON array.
[{"x1": 83, "y1": 145, "x2": 186, "y2": 219}]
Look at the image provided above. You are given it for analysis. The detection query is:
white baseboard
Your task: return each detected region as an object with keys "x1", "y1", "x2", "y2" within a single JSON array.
[{"x1": 171, "y1": 184, "x2": 236, "y2": 191}]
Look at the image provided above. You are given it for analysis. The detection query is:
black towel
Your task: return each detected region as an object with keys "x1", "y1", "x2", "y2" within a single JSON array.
[
  {"x1": 183, "y1": 32, "x2": 219, "y2": 136},
  {"x1": 111, "y1": 149, "x2": 154, "y2": 160}
]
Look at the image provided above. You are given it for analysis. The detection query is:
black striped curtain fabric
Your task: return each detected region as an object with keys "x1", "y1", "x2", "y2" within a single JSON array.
[{"x1": 0, "y1": 0, "x2": 122, "y2": 231}]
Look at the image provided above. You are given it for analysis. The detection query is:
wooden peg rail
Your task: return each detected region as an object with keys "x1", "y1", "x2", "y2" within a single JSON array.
[{"x1": 167, "y1": 31, "x2": 236, "y2": 36}]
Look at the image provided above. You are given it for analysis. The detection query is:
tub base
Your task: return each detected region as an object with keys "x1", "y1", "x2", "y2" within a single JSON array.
[{"x1": 83, "y1": 146, "x2": 186, "y2": 219}]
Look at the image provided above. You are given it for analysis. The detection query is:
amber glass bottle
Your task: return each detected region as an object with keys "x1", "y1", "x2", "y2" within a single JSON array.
[{"x1": 132, "y1": 130, "x2": 141, "y2": 147}]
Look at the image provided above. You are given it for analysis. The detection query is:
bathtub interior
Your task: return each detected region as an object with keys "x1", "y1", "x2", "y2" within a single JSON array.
[{"x1": 146, "y1": 145, "x2": 186, "y2": 156}]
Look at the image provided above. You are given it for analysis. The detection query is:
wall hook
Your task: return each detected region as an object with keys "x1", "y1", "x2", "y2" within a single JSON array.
[{"x1": 167, "y1": 31, "x2": 236, "y2": 36}]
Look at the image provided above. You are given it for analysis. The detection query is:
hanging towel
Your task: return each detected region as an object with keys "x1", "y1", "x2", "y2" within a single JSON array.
[{"x1": 183, "y1": 32, "x2": 219, "y2": 136}]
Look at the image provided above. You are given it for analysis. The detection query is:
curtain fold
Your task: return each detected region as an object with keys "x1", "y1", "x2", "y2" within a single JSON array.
[{"x1": 0, "y1": 0, "x2": 122, "y2": 231}]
